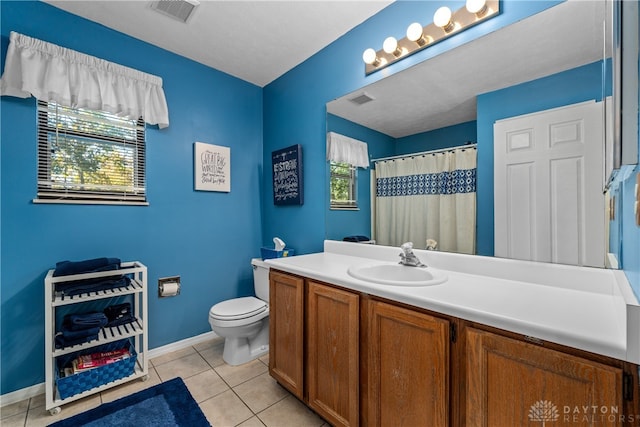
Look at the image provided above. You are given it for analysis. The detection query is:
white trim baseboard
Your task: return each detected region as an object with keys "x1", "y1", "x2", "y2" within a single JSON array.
[
  {"x1": 147, "y1": 331, "x2": 219, "y2": 359},
  {"x1": 0, "y1": 331, "x2": 219, "y2": 408},
  {"x1": 0, "y1": 383, "x2": 45, "y2": 408}
]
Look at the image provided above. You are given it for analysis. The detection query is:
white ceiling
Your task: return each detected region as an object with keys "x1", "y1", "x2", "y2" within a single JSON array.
[
  {"x1": 327, "y1": 0, "x2": 608, "y2": 138},
  {"x1": 44, "y1": 0, "x2": 392, "y2": 87}
]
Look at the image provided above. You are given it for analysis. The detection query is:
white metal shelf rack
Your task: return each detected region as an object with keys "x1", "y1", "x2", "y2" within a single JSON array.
[{"x1": 44, "y1": 261, "x2": 148, "y2": 415}]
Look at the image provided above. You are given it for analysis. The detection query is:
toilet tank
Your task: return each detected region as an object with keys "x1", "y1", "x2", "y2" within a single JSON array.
[{"x1": 251, "y1": 258, "x2": 270, "y2": 302}]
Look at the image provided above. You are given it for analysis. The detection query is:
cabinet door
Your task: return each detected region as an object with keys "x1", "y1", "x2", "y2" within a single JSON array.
[
  {"x1": 465, "y1": 327, "x2": 623, "y2": 427},
  {"x1": 307, "y1": 281, "x2": 359, "y2": 427},
  {"x1": 367, "y1": 300, "x2": 449, "y2": 427},
  {"x1": 269, "y1": 271, "x2": 304, "y2": 399}
]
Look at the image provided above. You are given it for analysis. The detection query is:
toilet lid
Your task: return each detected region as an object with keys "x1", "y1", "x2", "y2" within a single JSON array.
[{"x1": 209, "y1": 297, "x2": 267, "y2": 321}]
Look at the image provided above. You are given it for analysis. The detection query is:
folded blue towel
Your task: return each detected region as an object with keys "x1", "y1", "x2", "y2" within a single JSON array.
[
  {"x1": 343, "y1": 235, "x2": 371, "y2": 242},
  {"x1": 57, "y1": 276, "x2": 131, "y2": 297},
  {"x1": 55, "y1": 327, "x2": 101, "y2": 349},
  {"x1": 63, "y1": 312, "x2": 108, "y2": 331},
  {"x1": 53, "y1": 257, "x2": 121, "y2": 277}
]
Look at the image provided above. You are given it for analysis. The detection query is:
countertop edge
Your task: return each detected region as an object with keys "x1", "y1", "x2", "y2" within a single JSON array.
[{"x1": 266, "y1": 248, "x2": 637, "y2": 364}]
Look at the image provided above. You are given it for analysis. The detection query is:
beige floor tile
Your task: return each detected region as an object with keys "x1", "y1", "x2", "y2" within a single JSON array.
[
  {"x1": 238, "y1": 415, "x2": 267, "y2": 427},
  {"x1": 28, "y1": 393, "x2": 45, "y2": 410},
  {"x1": 1, "y1": 398, "x2": 29, "y2": 419},
  {"x1": 258, "y1": 395, "x2": 325, "y2": 427},
  {"x1": 150, "y1": 345, "x2": 196, "y2": 366},
  {"x1": 26, "y1": 394, "x2": 101, "y2": 427},
  {"x1": 184, "y1": 369, "x2": 229, "y2": 402},
  {"x1": 154, "y1": 352, "x2": 211, "y2": 382},
  {"x1": 1, "y1": 411, "x2": 27, "y2": 427},
  {"x1": 100, "y1": 368, "x2": 161, "y2": 403},
  {"x1": 215, "y1": 359, "x2": 268, "y2": 387},
  {"x1": 258, "y1": 353, "x2": 269, "y2": 366},
  {"x1": 199, "y1": 389, "x2": 253, "y2": 427},
  {"x1": 198, "y1": 340, "x2": 226, "y2": 368},
  {"x1": 233, "y1": 372, "x2": 288, "y2": 413},
  {"x1": 193, "y1": 337, "x2": 224, "y2": 352}
]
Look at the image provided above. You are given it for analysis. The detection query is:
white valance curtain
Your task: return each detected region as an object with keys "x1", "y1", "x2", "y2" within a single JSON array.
[
  {"x1": 326, "y1": 132, "x2": 370, "y2": 168},
  {"x1": 374, "y1": 147, "x2": 477, "y2": 254},
  {"x1": 0, "y1": 31, "x2": 169, "y2": 128}
]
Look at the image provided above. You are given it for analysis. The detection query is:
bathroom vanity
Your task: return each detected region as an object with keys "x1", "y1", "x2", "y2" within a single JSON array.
[{"x1": 266, "y1": 241, "x2": 640, "y2": 427}]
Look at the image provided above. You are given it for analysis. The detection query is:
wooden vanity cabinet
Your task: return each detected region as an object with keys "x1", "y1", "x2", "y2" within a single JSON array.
[
  {"x1": 463, "y1": 325, "x2": 626, "y2": 427},
  {"x1": 269, "y1": 271, "x2": 360, "y2": 427},
  {"x1": 269, "y1": 271, "x2": 304, "y2": 399},
  {"x1": 366, "y1": 299, "x2": 450, "y2": 427},
  {"x1": 270, "y1": 269, "x2": 637, "y2": 427},
  {"x1": 307, "y1": 280, "x2": 360, "y2": 427}
]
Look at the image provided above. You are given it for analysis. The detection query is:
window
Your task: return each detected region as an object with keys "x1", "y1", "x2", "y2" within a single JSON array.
[
  {"x1": 36, "y1": 101, "x2": 147, "y2": 205},
  {"x1": 330, "y1": 161, "x2": 357, "y2": 209}
]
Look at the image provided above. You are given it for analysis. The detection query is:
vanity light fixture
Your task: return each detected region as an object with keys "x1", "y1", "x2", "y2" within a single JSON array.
[{"x1": 363, "y1": 0, "x2": 499, "y2": 75}]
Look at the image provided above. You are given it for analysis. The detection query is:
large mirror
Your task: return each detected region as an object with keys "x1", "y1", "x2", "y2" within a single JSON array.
[{"x1": 326, "y1": 0, "x2": 614, "y2": 268}]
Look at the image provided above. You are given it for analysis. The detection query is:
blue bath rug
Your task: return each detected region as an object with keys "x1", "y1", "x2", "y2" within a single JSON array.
[{"x1": 49, "y1": 377, "x2": 210, "y2": 427}]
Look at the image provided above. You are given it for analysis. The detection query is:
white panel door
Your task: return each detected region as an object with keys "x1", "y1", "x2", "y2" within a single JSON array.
[{"x1": 494, "y1": 100, "x2": 605, "y2": 267}]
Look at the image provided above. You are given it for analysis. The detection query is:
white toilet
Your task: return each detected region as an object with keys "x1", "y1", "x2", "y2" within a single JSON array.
[{"x1": 208, "y1": 258, "x2": 270, "y2": 366}]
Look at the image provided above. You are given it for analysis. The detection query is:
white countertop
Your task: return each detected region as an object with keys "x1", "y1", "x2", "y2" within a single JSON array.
[{"x1": 265, "y1": 240, "x2": 640, "y2": 364}]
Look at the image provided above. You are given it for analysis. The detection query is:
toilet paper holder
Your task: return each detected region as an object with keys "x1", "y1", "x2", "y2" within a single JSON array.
[{"x1": 158, "y1": 276, "x2": 181, "y2": 297}]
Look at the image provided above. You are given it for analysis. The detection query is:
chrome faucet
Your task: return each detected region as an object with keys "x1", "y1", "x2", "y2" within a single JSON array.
[{"x1": 399, "y1": 242, "x2": 426, "y2": 267}]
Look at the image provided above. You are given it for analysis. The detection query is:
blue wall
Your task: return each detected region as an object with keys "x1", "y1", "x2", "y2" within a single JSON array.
[
  {"x1": 1, "y1": 2, "x2": 263, "y2": 394},
  {"x1": 394, "y1": 121, "x2": 477, "y2": 156},
  {"x1": 614, "y1": 4, "x2": 640, "y2": 296},
  {"x1": 619, "y1": 165, "x2": 640, "y2": 293}
]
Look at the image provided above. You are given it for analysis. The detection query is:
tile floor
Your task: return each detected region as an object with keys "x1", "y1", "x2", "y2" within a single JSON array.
[{"x1": 1, "y1": 338, "x2": 329, "y2": 427}]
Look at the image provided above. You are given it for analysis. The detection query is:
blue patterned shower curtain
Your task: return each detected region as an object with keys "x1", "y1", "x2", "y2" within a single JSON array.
[{"x1": 374, "y1": 147, "x2": 477, "y2": 254}]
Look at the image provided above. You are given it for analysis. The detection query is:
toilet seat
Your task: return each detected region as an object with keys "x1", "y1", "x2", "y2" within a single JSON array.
[{"x1": 209, "y1": 297, "x2": 267, "y2": 321}]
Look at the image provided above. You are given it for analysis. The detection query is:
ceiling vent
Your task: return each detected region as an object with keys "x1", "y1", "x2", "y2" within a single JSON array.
[
  {"x1": 150, "y1": 0, "x2": 200, "y2": 23},
  {"x1": 348, "y1": 92, "x2": 375, "y2": 106}
]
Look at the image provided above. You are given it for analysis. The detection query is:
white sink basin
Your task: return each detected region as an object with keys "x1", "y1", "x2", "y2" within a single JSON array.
[{"x1": 347, "y1": 262, "x2": 448, "y2": 286}]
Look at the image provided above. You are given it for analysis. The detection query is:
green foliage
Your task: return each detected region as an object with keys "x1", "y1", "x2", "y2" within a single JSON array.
[{"x1": 330, "y1": 162, "x2": 356, "y2": 207}]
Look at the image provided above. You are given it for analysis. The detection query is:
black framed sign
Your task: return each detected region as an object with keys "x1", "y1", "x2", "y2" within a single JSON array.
[{"x1": 272, "y1": 144, "x2": 303, "y2": 206}]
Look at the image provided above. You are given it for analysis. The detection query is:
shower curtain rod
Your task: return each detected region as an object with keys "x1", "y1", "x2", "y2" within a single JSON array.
[{"x1": 371, "y1": 143, "x2": 477, "y2": 163}]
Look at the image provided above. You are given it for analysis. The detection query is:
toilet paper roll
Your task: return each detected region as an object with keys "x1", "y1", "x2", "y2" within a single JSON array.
[{"x1": 160, "y1": 281, "x2": 180, "y2": 297}]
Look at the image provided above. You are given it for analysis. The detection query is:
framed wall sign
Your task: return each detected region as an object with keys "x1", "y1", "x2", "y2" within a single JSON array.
[
  {"x1": 194, "y1": 142, "x2": 230, "y2": 192},
  {"x1": 272, "y1": 144, "x2": 303, "y2": 205}
]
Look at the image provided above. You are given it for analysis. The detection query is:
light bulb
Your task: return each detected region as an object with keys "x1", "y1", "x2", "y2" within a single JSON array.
[
  {"x1": 362, "y1": 48, "x2": 379, "y2": 66},
  {"x1": 406, "y1": 23, "x2": 423, "y2": 42},
  {"x1": 433, "y1": 6, "x2": 454, "y2": 32},
  {"x1": 406, "y1": 22, "x2": 431, "y2": 46},
  {"x1": 466, "y1": 0, "x2": 487, "y2": 16},
  {"x1": 383, "y1": 37, "x2": 399, "y2": 55}
]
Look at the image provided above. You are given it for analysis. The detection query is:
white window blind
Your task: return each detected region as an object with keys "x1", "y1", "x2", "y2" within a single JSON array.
[{"x1": 36, "y1": 101, "x2": 147, "y2": 204}]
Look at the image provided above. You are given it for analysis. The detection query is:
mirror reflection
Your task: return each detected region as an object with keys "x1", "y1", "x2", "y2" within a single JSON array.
[{"x1": 326, "y1": 1, "x2": 612, "y2": 268}]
